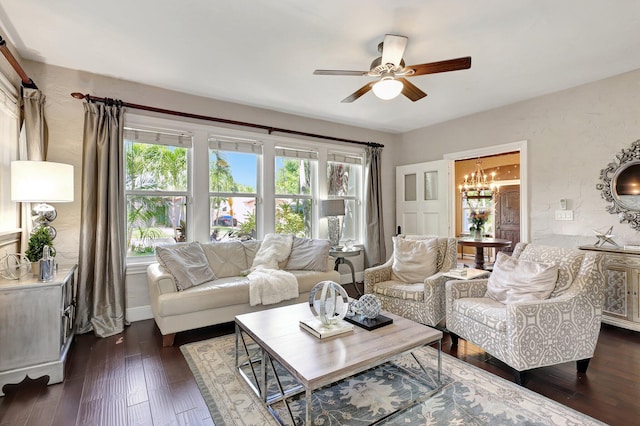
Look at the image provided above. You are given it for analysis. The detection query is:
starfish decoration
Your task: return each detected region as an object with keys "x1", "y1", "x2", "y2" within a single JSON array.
[{"x1": 594, "y1": 226, "x2": 619, "y2": 247}]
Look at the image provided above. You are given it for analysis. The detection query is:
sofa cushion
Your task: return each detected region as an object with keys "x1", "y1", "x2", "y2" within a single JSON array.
[
  {"x1": 454, "y1": 297, "x2": 508, "y2": 332},
  {"x1": 155, "y1": 242, "x2": 216, "y2": 291},
  {"x1": 242, "y1": 240, "x2": 261, "y2": 266},
  {"x1": 199, "y1": 241, "x2": 248, "y2": 278},
  {"x1": 373, "y1": 280, "x2": 424, "y2": 302},
  {"x1": 251, "y1": 233, "x2": 293, "y2": 269},
  {"x1": 391, "y1": 236, "x2": 438, "y2": 283},
  {"x1": 518, "y1": 245, "x2": 582, "y2": 297},
  {"x1": 158, "y1": 276, "x2": 250, "y2": 316},
  {"x1": 486, "y1": 252, "x2": 558, "y2": 304},
  {"x1": 285, "y1": 237, "x2": 331, "y2": 271}
]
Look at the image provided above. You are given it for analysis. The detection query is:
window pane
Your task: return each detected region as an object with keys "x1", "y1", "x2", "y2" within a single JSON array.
[
  {"x1": 210, "y1": 196, "x2": 256, "y2": 241},
  {"x1": 126, "y1": 195, "x2": 187, "y2": 256},
  {"x1": 275, "y1": 198, "x2": 311, "y2": 237},
  {"x1": 209, "y1": 149, "x2": 257, "y2": 193},
  {"x1": 276, "y1": 158, "x2": 311, "y2": 195},
  {"x1": 125, "y1": 141, "x2": 187, "y2": 191},
  {"x1": 328, "y1": 162, "x2": 359, "y2": 197},
  {"x1": 342, "y1": 199, "x2": 357, "y2": 242}
]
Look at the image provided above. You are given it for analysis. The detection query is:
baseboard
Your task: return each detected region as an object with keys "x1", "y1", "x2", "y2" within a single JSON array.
[{"x1": 127, "y1": 305, "x2": 153, "y2": 322}]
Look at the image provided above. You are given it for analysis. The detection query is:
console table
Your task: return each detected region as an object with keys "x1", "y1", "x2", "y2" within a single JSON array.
[
  {"x1": 0, "y1": 265, "x2": 77, "y2": 396},
  {"x1": 579, "y1": 245, "x2": 640, "y2": 332}
]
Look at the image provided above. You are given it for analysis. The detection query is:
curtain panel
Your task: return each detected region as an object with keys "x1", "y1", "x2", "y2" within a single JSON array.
[
  {"x1": 76, "y1": 102, "x2": 128, "y2": 337},
  {"x1": 364, "y1": 146, "x2": 386, "y2": 267},
  {"x1": 18, "y1": 87, "x2": 48, "y2": 252}
]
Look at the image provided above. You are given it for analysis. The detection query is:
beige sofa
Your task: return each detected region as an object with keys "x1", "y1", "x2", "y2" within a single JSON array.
[{"x1": 147, "y1": 238, "x2": 340, "y2": 346}]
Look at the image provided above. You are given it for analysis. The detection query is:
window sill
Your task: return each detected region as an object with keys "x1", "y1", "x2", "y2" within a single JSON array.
[{"x1": 126, "y1": 257, "x2": 156, "y2": 275}]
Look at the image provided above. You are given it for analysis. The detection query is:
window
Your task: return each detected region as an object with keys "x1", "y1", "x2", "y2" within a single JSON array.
[
  {"x1": 209, "y1": 137, "x2": 260, "y2": 241},
  {"x1": 124, "y1": 128, "x2": 191, "y2": 257},
  {"x1": 462, "y1": 197, "x2": 495, "y2": 236},
  {"x1": 327, "y1": 152, "x2": 363, "y2": 243},
  {"x1": 123, "y1": 114, "x2": 365, "y2": 262},
  {"x1": 275, "y1": 147, "x2": 317, "y2": 238}
]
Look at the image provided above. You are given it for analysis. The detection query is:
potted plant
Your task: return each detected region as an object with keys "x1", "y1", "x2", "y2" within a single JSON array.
[{"x1": 25, "y1": 226, "x2": 55, "y2": 274}]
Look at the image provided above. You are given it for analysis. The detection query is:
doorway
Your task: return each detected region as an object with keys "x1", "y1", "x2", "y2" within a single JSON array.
[{"x1": 445, "y1": 140, "x2": 528, "y2": 264}]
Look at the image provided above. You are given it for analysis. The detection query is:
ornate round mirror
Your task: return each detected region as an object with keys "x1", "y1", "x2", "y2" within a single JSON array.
[{"x1": 597, "y1": 140, "x2": 640, "y2": 230}]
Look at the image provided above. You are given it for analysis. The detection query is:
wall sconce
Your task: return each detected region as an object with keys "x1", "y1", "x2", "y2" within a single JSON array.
[
  {"x1": 321, "y1": 199, "x2": 345, "y2": 249},
  {"x1": 11, "y1": 160, "x2": 74, "y2": 239}
]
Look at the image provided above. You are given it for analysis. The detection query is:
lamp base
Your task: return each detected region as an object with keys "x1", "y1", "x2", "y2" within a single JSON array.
[
  {"x1": 327, "y1": 216, "x2": 341, "y2": 249},
  {"x1": 31, "y1": 203, "x2": 57, "y2": 239}
]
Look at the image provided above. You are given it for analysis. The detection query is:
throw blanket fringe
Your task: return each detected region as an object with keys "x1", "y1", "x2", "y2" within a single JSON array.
[{"x1": 248, "y1": 268, "x2": 298, "y2": 306}]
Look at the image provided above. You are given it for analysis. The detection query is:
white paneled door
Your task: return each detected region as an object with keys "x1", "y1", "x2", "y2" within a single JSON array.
[{"x1": 396, "y1": 160, "x2": 450, "y2": 236}]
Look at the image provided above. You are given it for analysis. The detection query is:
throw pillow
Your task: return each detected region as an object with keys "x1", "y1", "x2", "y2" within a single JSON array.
[
  {"x1": 251, "y1": 233, "x2": 294, "y2": 270},
  {"x1": 486, "y1": 252, "x2": 558, "y2": 304},
  {"x1": 156, "y1": 242, "x2": 216, "y2": 291},
  {"x1": 285, "y1": 237, "x2": 331, "y2": 271},
  {"x1": 391, "y1": 236, "x2": 438, "y2": 283}
]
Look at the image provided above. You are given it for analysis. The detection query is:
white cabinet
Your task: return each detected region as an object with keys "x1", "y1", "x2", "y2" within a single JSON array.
[
  {"x1": 579, "y1": 246, "x2": 640, "y2": 332},
  {"x1": 0, "y1": 265, "x2": 77, "y2": 396}
]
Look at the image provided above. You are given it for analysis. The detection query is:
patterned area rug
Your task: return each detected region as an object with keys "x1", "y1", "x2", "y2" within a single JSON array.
[{"x1": 180, "y1": 334, "x2": 605, "y2": 426}]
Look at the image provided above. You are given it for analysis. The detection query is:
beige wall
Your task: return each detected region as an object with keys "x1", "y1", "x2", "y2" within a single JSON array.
[
  {"x1": 401, "y1": 68, "x2": 640, "y2": 248},
  {"x1": 20, "y1": 60, "x2": 400, "y2": 316}
]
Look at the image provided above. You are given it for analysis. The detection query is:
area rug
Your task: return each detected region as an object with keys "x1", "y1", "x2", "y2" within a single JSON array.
[{"x1": 180, "y1": 334, "x2": 605, "y2": 426}]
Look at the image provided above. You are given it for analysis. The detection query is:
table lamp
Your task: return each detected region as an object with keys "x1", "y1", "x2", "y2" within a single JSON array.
[
  {"x1": 11, "y1": 160, "x2": 74, "y2": 239},
  {"x1": 321, "y1": 199, "x2": 345, "y2": 249}
]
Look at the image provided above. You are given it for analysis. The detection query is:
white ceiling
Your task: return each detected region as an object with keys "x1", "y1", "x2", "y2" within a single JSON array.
[{"x1": 2, "y1": 1, "x2": 640, "y2": 133}]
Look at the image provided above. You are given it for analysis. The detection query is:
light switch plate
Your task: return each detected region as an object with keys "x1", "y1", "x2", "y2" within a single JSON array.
[{"x1": 555, "y1": 210, "x2": 574, "y2": 220}]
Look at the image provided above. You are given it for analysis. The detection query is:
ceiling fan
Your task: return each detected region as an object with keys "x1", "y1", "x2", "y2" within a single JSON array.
[{"x1": 313, "y1": 34, "x2": 471, "y2": 103}]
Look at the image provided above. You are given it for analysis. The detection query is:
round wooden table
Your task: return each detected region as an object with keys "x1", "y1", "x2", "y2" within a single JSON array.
[{"x1": 457, "y1": 237, "x2": 512, "y2": 270}]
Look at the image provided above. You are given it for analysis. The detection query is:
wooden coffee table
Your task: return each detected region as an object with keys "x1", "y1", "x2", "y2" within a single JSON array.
[{"x1": 235, "y1": 302, "x2": 443, "y2": 425}]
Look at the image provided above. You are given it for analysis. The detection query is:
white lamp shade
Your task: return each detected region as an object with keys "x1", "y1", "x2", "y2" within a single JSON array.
[
  {"x1": 372, "y1": 77, "x2": 403, "y2": 100},
  {"x1": 11, "y1": 161, "x2": 74, "y2": 203},
  {"x1": 321, "y1": 199, "x2": 345, "y2": 217}
]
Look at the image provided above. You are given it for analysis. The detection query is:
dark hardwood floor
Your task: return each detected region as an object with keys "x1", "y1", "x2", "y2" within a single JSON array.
[{"x1": 1, "y1": 288, "x2": 639, "y2": 425}]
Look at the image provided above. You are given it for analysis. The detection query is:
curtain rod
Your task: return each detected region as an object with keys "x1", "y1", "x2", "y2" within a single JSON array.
[
  {"x1": 0, "y1": 35, "x2": 37, "y2": 89},
  {"x1": 70, "y1": 92, "x2": 383, "y2": 148}
]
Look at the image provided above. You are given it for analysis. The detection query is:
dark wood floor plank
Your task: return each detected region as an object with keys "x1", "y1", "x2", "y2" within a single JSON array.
[
  {"x1": 127, "y1": 401, "x2": 154, "y2": 426},
  {"x1": 147, "y1": 387, "x2": 178, "y2": 426},
  {"x1": 126, "y1": 354, "x2": 149, "y2": 407}
]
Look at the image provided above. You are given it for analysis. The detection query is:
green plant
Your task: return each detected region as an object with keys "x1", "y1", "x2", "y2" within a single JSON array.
[{"x1": 25, "y1": 226, "x2": 56, "y2": 262}]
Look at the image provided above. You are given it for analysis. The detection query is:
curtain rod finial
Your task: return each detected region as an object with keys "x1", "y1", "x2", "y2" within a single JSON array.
[{"x1": 71, "y1": 92, "x2": 86, "y2": 100}]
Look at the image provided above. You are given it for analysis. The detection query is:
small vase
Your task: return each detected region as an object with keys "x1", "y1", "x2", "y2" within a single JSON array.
[{"x1": 472, "y1": 228, "x2": 483, "y2": 240}]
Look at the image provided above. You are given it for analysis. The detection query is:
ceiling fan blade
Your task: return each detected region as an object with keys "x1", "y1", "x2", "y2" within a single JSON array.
[
  {"x1": 407, "y1": 56, "x2": 472, "y2": 76},
  {"x1": 313, "y1": 69, "x2": 369, "y2": 76},
  {"x1": 341, "y1": 82, "x2": 375, "y2": 103},
  {"x1": 398, "y1": 78, "x2": 427, "y2": 102},
  {"x1": 381, "y1": 34, "x2": 408, "y2": 67}
]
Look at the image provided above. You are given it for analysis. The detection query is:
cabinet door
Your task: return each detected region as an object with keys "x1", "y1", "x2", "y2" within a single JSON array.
[
  {"x1": 632, "y1": 270, "x2": 640, "y2": 323},
  {"x1": 603, "y1": 265, "x2": 629, "y2": 320}
]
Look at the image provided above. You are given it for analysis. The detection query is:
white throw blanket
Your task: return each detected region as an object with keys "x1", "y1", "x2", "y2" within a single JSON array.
[
  {"x1": 248, "y1": 268, "x2": 298, "y2": 306},
  {"x1": 248, "y1": 233, "x2": 298, "y2": 306}
]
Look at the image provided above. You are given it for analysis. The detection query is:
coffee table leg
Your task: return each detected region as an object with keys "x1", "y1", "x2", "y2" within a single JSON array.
[{"x1": 305, "y1": 388, "x2": 312, "y2": 425}]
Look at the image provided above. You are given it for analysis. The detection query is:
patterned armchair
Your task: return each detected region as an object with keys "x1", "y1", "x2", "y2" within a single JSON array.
[
  {"x1": 446, "y1": 242, "x2": 605, "y2": 385},
  {"x1": 364, "y1": 236, "x2": 457, "y2": 327}
]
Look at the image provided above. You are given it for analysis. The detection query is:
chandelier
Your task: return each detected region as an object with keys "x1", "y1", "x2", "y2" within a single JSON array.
[{"x1": 459, "y1": 159, "x2": 497, "y2": 200}]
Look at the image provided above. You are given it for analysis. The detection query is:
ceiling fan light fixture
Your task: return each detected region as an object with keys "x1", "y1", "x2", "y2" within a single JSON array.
[{"x1": 372, "y1": 76, "x2": 403, "y2": 100}]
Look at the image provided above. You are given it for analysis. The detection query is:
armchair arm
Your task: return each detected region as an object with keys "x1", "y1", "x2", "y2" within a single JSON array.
[
  {"x1": 363, "y1": 257, "x2": 393, "y2": 294},
  {"x1": 445, "y1": 278, "x2": 489, "y2": 318},
  {"x1": 423, "y1": 272, "x2": 452, "y2": 324}
]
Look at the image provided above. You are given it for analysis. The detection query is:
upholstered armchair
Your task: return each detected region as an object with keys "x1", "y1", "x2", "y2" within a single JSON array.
[
  {"x1": 446, "y1": 242, "x2": 605, "y2": 385},
  {"x1": 364, "y1": 235, "x2": 458, "y2": 327}
]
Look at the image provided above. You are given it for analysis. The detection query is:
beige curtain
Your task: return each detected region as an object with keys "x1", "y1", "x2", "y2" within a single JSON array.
[
  {"x1": 18, "y1": 87, "x2": 48, "y2": 252},
  {"x1": 76, "y1": 102, "x2": 127, "y2": 337},
  {"x1": 364, "y1": 146, "x2": 386, "y2": 267}
]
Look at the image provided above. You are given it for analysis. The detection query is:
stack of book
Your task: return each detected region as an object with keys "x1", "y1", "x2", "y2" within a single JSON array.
[
  {"x1": 447, "y1": 268, "x2": 468, "y2": 278},
  {"x1": 299, "y1": 317, "x2": 354, "y2": 339}
]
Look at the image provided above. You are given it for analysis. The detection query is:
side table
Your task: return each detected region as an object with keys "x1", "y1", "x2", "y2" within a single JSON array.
[
  {"x1": 0, "y1": 265, "x2": 78, "y2": 396},
  {"x1": 330, "y1": 248, "x2": 362, "y2": 295}
]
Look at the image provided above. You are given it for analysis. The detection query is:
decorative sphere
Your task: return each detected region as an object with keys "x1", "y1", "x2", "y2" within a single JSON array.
[
  {"x1": 0, "y1": 253, "x2": 32, "y2": 280},
  {"x1": 308, "y1": 281, "x2": 349, "y2": 326},
  {"x1": 353, "y1": 294, "x2": 382, "y2": 319}
]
